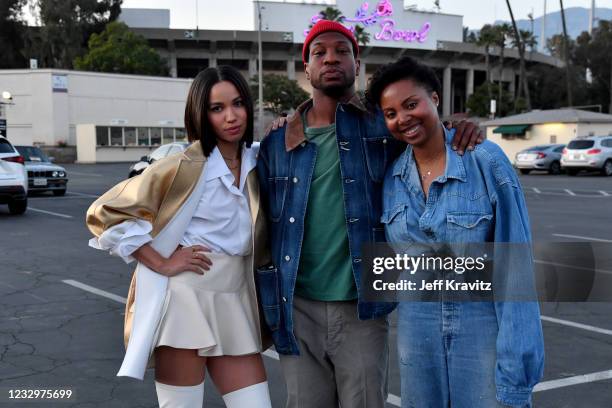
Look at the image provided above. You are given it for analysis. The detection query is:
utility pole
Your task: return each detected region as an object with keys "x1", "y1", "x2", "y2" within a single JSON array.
[
  {"x1": 559, "y1": 0, "x2": 573, "y2": 106},
  {"x1": 256, "y1": 1, "x2": 264, "y2": 139},
  {"x1": 540, "y1": 0, "x2": 547, "y2": 52}
]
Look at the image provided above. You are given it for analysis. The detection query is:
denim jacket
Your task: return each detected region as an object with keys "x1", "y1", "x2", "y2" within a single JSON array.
[
  {"x1": 256, "y1": 95, "x2": 401, "y2": 355},
  {"x1": 382, "y1": 127, "x2": 545, "y2": 405}
]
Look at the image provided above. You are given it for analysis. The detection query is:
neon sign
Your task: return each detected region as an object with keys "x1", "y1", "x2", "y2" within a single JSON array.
[{"x1": 304, "y1": 0, "x2": 431, "y2": 44}]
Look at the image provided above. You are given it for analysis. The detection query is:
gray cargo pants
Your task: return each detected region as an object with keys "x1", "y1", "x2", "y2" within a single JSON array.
[{"x1": 279, "y1": 295, "x2": 389, "y2": 408}]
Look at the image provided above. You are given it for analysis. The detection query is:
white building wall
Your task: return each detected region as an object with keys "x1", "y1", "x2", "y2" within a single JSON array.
[
  {"x1": 487, "y1": 123, "x2": 579, "y2": 161},
  {"x1": 0, "y1": 69, "x2": 193, "y2": 147},
  {"x1": 576, "y1": 123, "x2": 612, "y2": 138}
]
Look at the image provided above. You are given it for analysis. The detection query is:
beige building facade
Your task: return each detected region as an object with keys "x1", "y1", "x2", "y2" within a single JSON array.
[{"x1": 483, "y1": 109, "x2": 612, "y2": 161}]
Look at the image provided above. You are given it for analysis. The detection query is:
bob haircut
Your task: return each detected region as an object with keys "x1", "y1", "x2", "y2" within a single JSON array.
[
  {"x1": 184, "y1": 65, "x2": 254, "y2": 156},
  {"x1": 366, "y1": 56, "x2": 442, "y2": 107}
]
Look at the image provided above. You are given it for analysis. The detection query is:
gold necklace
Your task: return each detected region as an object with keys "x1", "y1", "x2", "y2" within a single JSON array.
[{"x1": 415, "y1": 152, "x2": 445, "y2": 181}]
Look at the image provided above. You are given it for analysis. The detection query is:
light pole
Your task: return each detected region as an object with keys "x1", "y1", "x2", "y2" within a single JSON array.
[{"x1": 256, "y1": 0, "x2": 264, "y2": 139}]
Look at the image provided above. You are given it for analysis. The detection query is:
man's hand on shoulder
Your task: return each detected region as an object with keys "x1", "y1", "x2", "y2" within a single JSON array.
[
  {"x1": 445, "y1": 120, "x2": 484, "y2": 155},
  {"x1": 264, "y1": 113, "x2": 290, "y2": 138}
]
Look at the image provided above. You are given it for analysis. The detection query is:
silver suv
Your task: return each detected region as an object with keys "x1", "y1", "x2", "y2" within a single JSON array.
[{"x1": 561, "y1": 136, "x2": 612, "y2": 176}]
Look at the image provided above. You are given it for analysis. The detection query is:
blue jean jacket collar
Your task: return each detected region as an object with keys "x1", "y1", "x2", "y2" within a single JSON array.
[{"x1": 392, "y1": 126, "x2": 466, "y2": 186}]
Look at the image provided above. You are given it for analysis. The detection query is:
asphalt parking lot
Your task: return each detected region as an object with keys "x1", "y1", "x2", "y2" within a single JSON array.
[{"x1": 0, "y1": 163, "x2": 611, "y2": 408}]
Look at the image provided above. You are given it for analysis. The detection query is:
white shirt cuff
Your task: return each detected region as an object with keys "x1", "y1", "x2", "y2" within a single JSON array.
[{"x1": 89, "y1": 220, "x2": 153, "y2": 264}]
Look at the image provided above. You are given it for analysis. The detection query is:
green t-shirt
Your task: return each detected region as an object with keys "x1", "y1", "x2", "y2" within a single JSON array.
[{"x1": 294, "y1": 122, "x2": 357, "y2": 301}]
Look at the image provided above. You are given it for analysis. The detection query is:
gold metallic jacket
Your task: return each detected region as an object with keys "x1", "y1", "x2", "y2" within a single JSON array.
[{"x1": 86, "y1": 141, "x2": 270, "y2": 350}]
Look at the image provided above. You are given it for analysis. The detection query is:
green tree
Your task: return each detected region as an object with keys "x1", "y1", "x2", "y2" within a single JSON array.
[
  {"x1": 546, "y1": 34, "x2": 574, "y2": 59},
  {"x1": 31, "y1": 0, "x2": 122, "y2": 69},
  {"x1": 250, "y1": 74, "x2": 310, "y2": 115},
  {"x1": 74, "y1": 22, "x2": 168, "y2": 76},
  {"x1": 476, "y1": 24, "x2": 498, "y2": 102},
  {"x1": 353, "y1": 25, "x2": 370, "y2": 47},
  {"x1": 586, "y1": 20, "x2": 612, "y2": 113},
  {"x1": 317, "y1": 6, "x2": 343, "y2": 22},
  {"x1": 466, "y1": 82, "x2": 514, "y2": 118},
  {"x1": 0, "y1": 0, "x2": 28, "y2": 68}
]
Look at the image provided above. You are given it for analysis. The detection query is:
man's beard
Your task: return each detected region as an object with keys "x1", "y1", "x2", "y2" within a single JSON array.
[{"x1": 312, "y1": 73, "x2": 355, "y2": 98}]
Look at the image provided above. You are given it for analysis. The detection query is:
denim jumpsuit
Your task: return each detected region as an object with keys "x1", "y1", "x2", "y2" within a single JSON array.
[{"x1": 381, "y1": 127, "x2": 545, "y2": 408}]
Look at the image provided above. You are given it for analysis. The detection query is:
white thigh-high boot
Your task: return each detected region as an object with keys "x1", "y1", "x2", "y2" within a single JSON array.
[
  {"x1": 155, "y1": 381, "x2": 204, "y2": 408},
  {"x1": 222, "y1": 381, "x2": 272, "y2": 408}
]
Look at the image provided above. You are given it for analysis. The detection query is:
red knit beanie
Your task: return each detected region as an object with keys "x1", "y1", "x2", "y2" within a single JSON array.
[{"x1": 302, "y1": 20, "x2": 359, "y2": 63}]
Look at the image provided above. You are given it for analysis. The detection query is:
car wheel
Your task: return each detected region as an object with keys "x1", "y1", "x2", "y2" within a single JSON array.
[
  {"x1": 566, "y1": 169, "x2": 579, "y2": 176},
  {"x1": 520, "y1": 169, "x2": 531, "y2": 175},
  {"x1": 549, "y1": 161, "x2": 561, "y2": 175},
  {"x1": 602, "y1": 160, "x2": 612, "y2": 177},
  {"x1": 8, "y1": 198, "x2": 27, "y2": 215},
  {"x1": 53, "y1": 189, "x2": 67, "y2": 196}
]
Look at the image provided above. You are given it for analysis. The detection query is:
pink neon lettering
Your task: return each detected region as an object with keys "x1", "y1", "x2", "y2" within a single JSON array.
[{"x1": 374, "y1": 19, "x2": 431, "y2": 43}]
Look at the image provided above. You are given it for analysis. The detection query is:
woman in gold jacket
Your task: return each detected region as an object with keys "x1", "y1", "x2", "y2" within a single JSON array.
[{"x1": 86, "y1": 66, "x2": 272, "y2": 408}]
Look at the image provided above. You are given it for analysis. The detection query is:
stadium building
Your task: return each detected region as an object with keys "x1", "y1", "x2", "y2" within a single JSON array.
[{"x1": 0, "y1": 0, "x2": 563, "y2": 162}]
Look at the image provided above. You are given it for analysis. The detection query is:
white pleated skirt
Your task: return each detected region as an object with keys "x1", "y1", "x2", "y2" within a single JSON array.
[{"x1": 153, "y1": 252, "x2": 261, "y2": 356}]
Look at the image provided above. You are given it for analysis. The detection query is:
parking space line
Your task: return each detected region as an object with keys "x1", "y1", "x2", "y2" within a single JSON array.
[
  {"x1": 552, "y1": 233, "x2": 612, "y2": 243},
  {"x1": 564, "y1": 189, "x2": 576, "y2": 196},
  {"x1": 67, "y1": 191, "x2": 100, "y2": 198},
  {"x1": 534, "y1": 369, "x2": 612, "y2": 392},
  {"x1": 541, "y1": 315, "x2": 612, "y2": 336},
  {"x1": 62, "y1": 279, "x2": 612, "y2": 402},
  {"x1": 386, "y1": 394, "x2": 401, "y2": 406},
  {"x1": 27, "y1": 207, "x2": 73, "y2": 219},
  {"x1": 62, "y1": 279, "x2": 127, "y2": 303}
]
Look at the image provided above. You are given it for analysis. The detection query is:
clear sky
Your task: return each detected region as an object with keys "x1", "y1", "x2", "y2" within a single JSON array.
[{"x1": 120, "y1": 0, "x2": 610, "y2": 30}]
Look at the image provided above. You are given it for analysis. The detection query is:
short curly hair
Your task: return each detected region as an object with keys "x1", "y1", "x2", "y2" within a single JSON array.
[{"x1": 366, "y1": 56, "x2": 441, "y2": 107}]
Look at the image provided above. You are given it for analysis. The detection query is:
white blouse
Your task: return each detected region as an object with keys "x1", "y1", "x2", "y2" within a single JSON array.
[{"x1": 89, "y1": 144, "x2": 258, "y2": 263}]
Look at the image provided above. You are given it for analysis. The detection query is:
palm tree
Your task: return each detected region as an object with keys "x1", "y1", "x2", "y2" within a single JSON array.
[
  {"x1": 560, "y1": 0, "x2": 573, "y2": 106},
  {"x1": 477, "y1": 24, "x2": 498, "y2": 102},
  {"x1": 353, "y1": 25, "x2": 370, "y2": 47},
  {"x1": 505, "y1": 0, "x2": 532, "y2": 111},
  {"x1": 318, "y1": 6, "x2": 343, "y2": 23}
]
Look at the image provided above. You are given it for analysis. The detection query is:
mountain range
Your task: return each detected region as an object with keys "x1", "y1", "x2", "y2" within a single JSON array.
[{"x1": 493, "y1": 6, "x2": 612, "y2": 50}]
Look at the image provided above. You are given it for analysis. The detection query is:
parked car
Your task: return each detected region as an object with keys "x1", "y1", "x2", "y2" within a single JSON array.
[
  {"x1": 561, "y1": 136, "x2": 612, "y2": 176},
  {"x1": 514, "y1": 144, "x2": 566, "y2": 175},
  {"x1": 0, "y1": 136, "x2": 28, "y2": 214},
  {"x1": 15, "y1": 146, "x2": 69, "y2": 196},
  {"x1": 128, "y1": 142, "x2": 190, "y2": 178}
]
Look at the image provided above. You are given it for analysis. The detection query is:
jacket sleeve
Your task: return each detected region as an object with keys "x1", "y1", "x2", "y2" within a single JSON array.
[
  {"x1": 88, "y1": 219, "x2": 153, "y2": 263},
  {"x1": 86, "y1": 156, "x2": 181, "y2": 240},
  {"x1": 483, "y1": 148, "x2": 545, "y2": 407}
]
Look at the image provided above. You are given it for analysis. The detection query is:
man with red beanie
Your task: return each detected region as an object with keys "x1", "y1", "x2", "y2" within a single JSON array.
[{"x1": 256, "y1": 20, "x2": 482, "y2": 407}]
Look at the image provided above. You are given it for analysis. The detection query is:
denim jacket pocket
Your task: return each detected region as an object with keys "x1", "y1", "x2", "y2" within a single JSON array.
[
  {"x1": 255, "y1": 264, "x2": 281, "y2": 331},
  {"x1": 266, "y1": 177, "x2": 288, "y2": 222},
  {"x1": 381, "y1": 204, "x2": 405, "y2": 224},
  {"x1": 363, "y1": 137, "x2": 391, "y2": 183},
  {"x1": 446, "y1": 212, "x2": 493, "y2": 242}
]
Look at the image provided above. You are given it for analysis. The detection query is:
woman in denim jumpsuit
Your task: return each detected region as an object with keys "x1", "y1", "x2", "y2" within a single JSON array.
[{"x1": 367, "y1": 57, "x2": 545, "y2": 407}]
